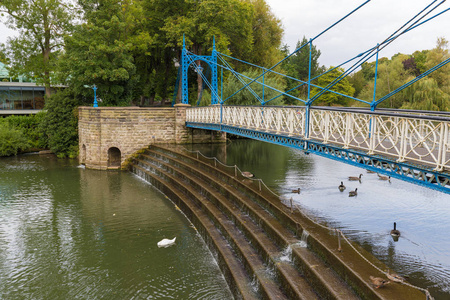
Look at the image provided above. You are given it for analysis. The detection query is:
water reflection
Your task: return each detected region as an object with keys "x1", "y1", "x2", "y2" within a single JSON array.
[
  {"x1": 0, "y1": 155, "x2": 232, "y2": 299},
  {"x1": 198, "y1": 139, "x2": 450, "y2": 300}
]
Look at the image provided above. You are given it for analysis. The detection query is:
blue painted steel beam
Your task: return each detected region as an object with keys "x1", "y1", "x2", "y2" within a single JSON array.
[{"x1": 186, "y1": 122, "x2": 450, "y2": 194}]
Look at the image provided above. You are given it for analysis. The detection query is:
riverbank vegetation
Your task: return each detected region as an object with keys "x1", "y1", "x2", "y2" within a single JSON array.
[{"x1": 0, "y1": 0, "x2": 448, "y2": 157}]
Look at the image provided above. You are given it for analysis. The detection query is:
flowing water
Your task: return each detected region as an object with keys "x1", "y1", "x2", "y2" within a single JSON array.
[
  {"x1": 2, "y1": 139, "x2": 450, "y2": 299},
  {"x1": 0, "y1": 154, "x2": 232, "y2": 299},
  {"x1": 192, "y1": 139, "x2": 450, "y2": 300}
]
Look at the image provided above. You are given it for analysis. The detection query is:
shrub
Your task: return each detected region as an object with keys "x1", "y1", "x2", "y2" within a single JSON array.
[
  {"x1": 0, "y1": 123, "x2": 30, "y2": 156},
  {"x1": 4, "y1": 113, "x2": 48, "y2": 149},
  {"x1": 39, "y1": 89, "x2": 79, "y2": 158}
]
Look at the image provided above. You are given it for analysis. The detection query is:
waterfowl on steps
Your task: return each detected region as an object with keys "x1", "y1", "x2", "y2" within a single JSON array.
[
  {"x1": 377, "y1": 174, "x2": 391, "y2": 181},
  {"x1": 292, "y1": 188, "x2": 301, "y2": 193},
  {"x1": 241, "y1": 171, "x2": 254, "y2": 178},
  {"x1": 390, "y1": 222, "x2": 401, "y2": 238},
  {"x1": 338, "y1": 182, "x2": 346, "y2": 192},
  {"x1": 348, "y1": 174, "x2": 363, "y2": 181},
  {"x1": 370, "y1": 276, "x2": 390, "y2": 288},
  {"x1": 157, "y1": 237, "x2": 176, "y2": 248},
  {"x1": 386, "y1": 269, "x2": 406, "y2": 283},
  {"x1": 348, "y1": 188, "x2": 358, "y2": 197}
]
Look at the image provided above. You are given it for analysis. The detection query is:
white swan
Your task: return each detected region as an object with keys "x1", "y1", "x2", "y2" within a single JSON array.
[{"x1": 157, "y1": 237, "x2": 176, "y2": 247}]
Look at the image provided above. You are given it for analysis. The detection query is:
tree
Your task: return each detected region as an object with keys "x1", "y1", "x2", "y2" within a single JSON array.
[
  {"x1": 425, "y1": 37, "x2": 449, "y2": 91},
  {"x1": 221, "y1": 69, "x2": 286, "y2": 105},
  {"x1": 58, "y1": 0, "x2": 137, "y2": 106},
  {"x1": 310, "y1": 66, "x2": 355, "y2": 106},
  {"x1": 281, "y1": 36, "x2": 323, "y2": 104},
  {"x1": 401, "y1": 78, "x2": 449, "y2": 111},
  {"x1": 246, "y1": 0, "x2": 284, "y2": 67},
  {"x1": 39, "y1": 89, "x2": 78, "y2": 157},
  {"x1": 0, "y1": 0, "x2": 76, "y2": 97},
  {"x1": 163, "y1": 0, "x2": 254, "y2": 102}
]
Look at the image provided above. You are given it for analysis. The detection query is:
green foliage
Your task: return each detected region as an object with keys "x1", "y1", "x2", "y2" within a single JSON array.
[
  {"x1": 59, "y1": 0, "x2": 137, "y2": 106},
  {"x1": 0, "y1": 0, "x2": 76, "y2": 96},
  {"x1": 401, "y1": 78, "x2": 449, "y2": 111},
  {"x1": 3, "y1": 113, "x2": 48, "y2": 149},
  {"x1": 281, "y1": 37, "x2": 324, "y2": 104},
  {"x1": 246, "y1": 0, "x2": 284, "y2": 67},
  {"x1": 222, "y1": 69, "x2": 286, "y2": 105},
  {"x1": 0, "y1": 122, "x2": 30, "y2": 156},
  {"x1": 310, "y1": 67, "x2": 355, "y2": 106},
  {"x1": 354, "y1": 38, "x2": 449, "y2": 110},
  {"x1": 39, "y1": 89, "x2": 79, "y2": 158}
]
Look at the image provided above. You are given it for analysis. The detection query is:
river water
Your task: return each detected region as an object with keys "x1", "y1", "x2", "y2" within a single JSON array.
[
  {"x1": 0, "y1": 154, "x2": 232, "y2": 299},
  {"x1": 1, "y1": 139, "x2": 450, "y2": 299}
]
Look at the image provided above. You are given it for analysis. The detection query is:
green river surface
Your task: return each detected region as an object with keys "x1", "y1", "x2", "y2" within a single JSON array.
[{"x1": 1, "y1": 139, "x2": 450, "y2": 299}]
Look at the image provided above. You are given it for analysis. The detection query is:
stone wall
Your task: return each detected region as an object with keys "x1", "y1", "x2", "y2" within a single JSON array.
[{"x1": 79, "y1": 105, "x2": 226, "y2": 169}]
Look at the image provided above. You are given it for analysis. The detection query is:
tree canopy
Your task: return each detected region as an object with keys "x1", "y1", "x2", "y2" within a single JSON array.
[{"x1": 0, "y1": 0, "x2": 76, "y2": 97}]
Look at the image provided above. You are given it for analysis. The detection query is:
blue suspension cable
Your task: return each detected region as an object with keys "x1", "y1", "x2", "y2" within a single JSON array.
[
  {"x1": 217, "y1": 0, "x2": 372, "y2": 105},
  {"x1": 374, "y1": 58, "x2": 450, "y2": 106},
  {"x1": 308, "y1": 2, "x2": 449, "y2": 105}
]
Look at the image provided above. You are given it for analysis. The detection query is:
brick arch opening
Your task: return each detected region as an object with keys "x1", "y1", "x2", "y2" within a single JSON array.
[{"x1": 107, "y1": 147, "x2": 121, "y2": 168}]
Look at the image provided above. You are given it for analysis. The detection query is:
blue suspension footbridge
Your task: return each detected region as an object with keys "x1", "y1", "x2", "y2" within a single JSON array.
[{"x1": 176, "y1": 0, "x2": 450, "y2": 194}]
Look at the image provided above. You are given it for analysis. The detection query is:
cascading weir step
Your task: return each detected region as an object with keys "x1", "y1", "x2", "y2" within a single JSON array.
[{"x1": 129, "y1": 144, "x2": 425, "y2": 300}]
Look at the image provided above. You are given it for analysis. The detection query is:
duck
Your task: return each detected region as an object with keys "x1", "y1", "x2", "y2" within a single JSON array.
[
  {"x1": 348, "y1": 188, "x2": 358, "y2": 197},
  {"x1": 338, "y1": 181, "x2": 346, "y2": 192},
  {"x1": 370, "y1": 276, "x2": 390, "y2": 288},
  {"x1": 390, "y1": 222, "x2": 400, "y2": 238},
  {"x1": 378, "y1": 174, "x2": 391, "y2": 181},
  {"x1": 157, "y1": 237, "x2": 176, "y2": 248},
  {"x1": 292, "y1": 188, "x2": 301, "y2": 194},
  {"x1": 241, "y1": 171, "x2": 254, "y2": 178},
  {"x1": 386, "y1": 269, "x2": 406, "y2": 283},
  {"x1": 348, "y1": 174, "x2": 363, "y2": 181}
]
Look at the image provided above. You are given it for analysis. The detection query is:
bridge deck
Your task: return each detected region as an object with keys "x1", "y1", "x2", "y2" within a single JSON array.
[{"x1": 186, "y1": 106, "x2": 450, "y2": 194}]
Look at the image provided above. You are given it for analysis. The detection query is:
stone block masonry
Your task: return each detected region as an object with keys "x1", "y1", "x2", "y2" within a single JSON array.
[{"x1": 79, "y1": 105, "x2": 226, "y2": 170}]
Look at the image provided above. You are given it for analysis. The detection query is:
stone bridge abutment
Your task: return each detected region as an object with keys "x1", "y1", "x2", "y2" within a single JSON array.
[{"x1": 78, "y1": 105, "x2": 225, "y2": 169}]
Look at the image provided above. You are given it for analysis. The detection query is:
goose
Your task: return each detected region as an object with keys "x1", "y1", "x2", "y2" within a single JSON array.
[
  {"x1": 370, "y1": 276, "x2": 390, "y2": 288},
  {"x1": 241, "y1": 171, "x2": 254, "y2": 178},
  {"x1": 378, "y1": 174, "x2": 391, "y2": 181},
  {"x1": 348, "y1": 174, "x2": 363, "y2": 181},
  {"x1": 367, "y1": 170, "x2": 376, "y2": 174},
  {"x1": 386, "y1": 269, "x2": 406, "y2": 283},
  {"x1": 292, "y1": 188, "x2": 301, "y2": 193},
  {"x1": 348, "y1": 188, "x2": 358, "y2": 197},
  {"x1": 157, "y1": 237, "x2": 176, "y2": 247},
  {"x1": 390, "y1": 222, "x2": 400, "y2": 238},
  {"x1": 338, "y1": 182, "x2": 346, "y2": 192}
]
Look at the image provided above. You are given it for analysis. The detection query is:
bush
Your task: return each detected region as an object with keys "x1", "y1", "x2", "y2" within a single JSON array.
[
  {"x1": 0, "y1": 123, "x2": 30, "y2": 156},
  {"x1": 4, "y1": 113, "x2": 48, "y2": 149},
  {"x1": 39, "y1": 89, "x2": 79, "y2": 158}
]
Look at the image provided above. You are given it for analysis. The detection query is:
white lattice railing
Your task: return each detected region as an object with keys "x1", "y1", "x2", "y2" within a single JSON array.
[{"x1": 186, "y1": 106, "x2": 450, "y2": 171}]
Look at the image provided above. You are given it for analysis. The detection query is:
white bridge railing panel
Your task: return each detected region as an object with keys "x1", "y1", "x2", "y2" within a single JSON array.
[{"x1": 186, "y1": 106, "x2": 450, "y2": 171}]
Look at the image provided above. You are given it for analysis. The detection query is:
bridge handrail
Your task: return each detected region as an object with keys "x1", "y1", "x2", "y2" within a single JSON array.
[
  {"x1": 190, "y1": 105, "x2": 450, "y2": 122},
  {"x1": 186, "y1": 106, "x2": 450, "y2": 173}
]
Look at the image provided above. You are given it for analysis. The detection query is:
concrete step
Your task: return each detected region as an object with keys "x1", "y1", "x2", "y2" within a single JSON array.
[
  {"x1": 137, "y1": 154, "x2": 321, "y2": 299},
  {"x1": 147, "y1": 144, "x2": 425, "y2": 300},
  {"x1": 131, "y1": 164, "x2": 259, "y2": 299},
  {"x1": 142, "y1": 147, "x2": 358, "y2": 300},
  {"x1": 132, "y1": 161, "x2": 290, "y2": 299}
]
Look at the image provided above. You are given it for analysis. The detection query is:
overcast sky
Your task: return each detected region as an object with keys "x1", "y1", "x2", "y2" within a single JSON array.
[
  {"x1": 265, "y1": 0, "x2": 450, "y2": 67},
  {"x1": 1, "y1": 0, "x2": 449, "y2": 68}
]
